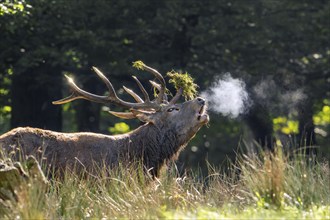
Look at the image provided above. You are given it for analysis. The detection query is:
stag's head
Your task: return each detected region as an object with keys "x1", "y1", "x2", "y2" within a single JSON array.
[{"x1": 53, "y1": 61, "x2": 209, "y2": 141}]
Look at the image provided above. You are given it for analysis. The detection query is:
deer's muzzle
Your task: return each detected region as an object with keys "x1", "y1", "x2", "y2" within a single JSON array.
[{"x1": 197, "y1": 98, "x2": 209, "y2": 123}]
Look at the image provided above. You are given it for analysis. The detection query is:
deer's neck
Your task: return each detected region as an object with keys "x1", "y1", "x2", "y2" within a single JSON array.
[{"x1": 123, "y1": 123, "x2": 184, "y2": 177}]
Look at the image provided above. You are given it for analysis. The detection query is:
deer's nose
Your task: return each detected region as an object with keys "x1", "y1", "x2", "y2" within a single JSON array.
[{"x1": 196, "y1": 97, "x2": 205, "y2": 105}]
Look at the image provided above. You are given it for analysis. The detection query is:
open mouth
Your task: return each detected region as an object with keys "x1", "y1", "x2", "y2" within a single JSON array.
[
  {"x1": 197, "y1": 104, "x2": 208, "y2": 121},
  {"x1": 199, "y1": 104, "x2": 206, "y2": 115}
]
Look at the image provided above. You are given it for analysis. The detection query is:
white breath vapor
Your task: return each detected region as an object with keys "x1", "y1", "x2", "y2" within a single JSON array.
[{"x1": 201, "y1": 73, "x2": 252, "y2": 118}]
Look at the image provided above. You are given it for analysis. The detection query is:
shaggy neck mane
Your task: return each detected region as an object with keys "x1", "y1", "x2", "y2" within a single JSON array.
[{"x1": 121, "y1": 123, "x2": 185, "y2": 177}]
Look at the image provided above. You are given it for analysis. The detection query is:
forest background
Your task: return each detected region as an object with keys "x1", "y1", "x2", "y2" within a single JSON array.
[{"x1": 0, "y1": 0, "x2": 329, "y2": 175}]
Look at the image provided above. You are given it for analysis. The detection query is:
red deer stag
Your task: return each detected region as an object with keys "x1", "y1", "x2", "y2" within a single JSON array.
[{"x1": 0, "y1": 62, "x2": 209, "y2": 178}]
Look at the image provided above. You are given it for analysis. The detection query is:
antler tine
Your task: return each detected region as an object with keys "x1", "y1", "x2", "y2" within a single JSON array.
[
  {"x1": 169, "y1": 88, "x2": 183, "y2": 105},
  {"x1": 108, "y1": 111, "x2": 136, "y2": 119},
  {"x1": 149, "y1": 80, "x2": 168, "y2": 103},
  {"x1": 149, "y1": 80, "x2": 161, "y2": 93},
  {"x1": 132, "y1": 76, "x2": 150, "y2": 102},
  {"x1": 52, "y1": 75, "x2": 110, "y2": 105},
  {"x1": 140, "y1": 64, "x2": 166, "y2": 104},
  {"x1": 92, "y1": 67, "x2": 118, "y2": 98},
  {"x1": 123, "y1": 86, "x2": 144, "y2": 103}
]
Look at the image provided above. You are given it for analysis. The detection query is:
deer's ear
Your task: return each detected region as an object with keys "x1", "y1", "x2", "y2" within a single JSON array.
[{"x1": 131, "y1": 109, "x2": 156, "y2": 124}]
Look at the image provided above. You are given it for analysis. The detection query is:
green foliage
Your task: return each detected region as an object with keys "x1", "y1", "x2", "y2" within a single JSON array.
[
  {"x1": 313, "y1": 102, "x2": 330, "y2": 126},
  {"x1": 108, "y1": 122, "x2": 130, "y2": 134},
  {"x1": 0, "y1": 106, "x2": 11, "y2": 115},
  {"x1": 273, "y1": 117, "x2": 299, "y2": 135},
  {"x1": 0, "y1": 67, "x2": 12, "y2": 133},
  {"x1": 167, "y1": 71, "x2": 198, "y2": 101},
  {"x1": 273, "y1": 99, "x2": 330, "y2": 137},
  {"x1": 0, "y1": 0, "x2": 30, "y2": 16},
  {"x1": 313, "y1": 100, "x2": 330, "y2": 154}
]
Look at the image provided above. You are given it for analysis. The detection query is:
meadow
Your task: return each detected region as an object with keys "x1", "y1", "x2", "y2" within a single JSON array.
[{"x1": 0, "y1": 145, "x2": 329, "y2": 219}]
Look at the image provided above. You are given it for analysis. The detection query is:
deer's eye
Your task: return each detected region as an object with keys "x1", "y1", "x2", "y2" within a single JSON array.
[{"x1": 167, "y1": 107, "x2": 179, "y2": 112}]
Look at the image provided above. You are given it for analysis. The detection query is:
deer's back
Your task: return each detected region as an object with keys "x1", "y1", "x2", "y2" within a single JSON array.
[{"x1": 0, "y1": 127, "x2": 121, "y2": 173}]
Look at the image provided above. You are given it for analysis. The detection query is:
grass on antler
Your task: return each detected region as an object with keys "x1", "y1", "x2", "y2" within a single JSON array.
[
  {"x1": 167, "y1": 70, "x2": 198, "y2": 101},
  {"x1": 132, "y1": 60, "x2": 145, "y2": 70},
  {"x1": 132, "y1": 60, "x2": 198, "y2": 101}
]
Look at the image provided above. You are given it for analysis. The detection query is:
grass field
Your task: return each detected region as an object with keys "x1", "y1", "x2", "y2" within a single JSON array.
[{"x1": 0, "y1": 146, "x2": 329, "y2": 219}]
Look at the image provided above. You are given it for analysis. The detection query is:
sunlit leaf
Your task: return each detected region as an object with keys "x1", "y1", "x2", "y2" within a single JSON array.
[{"x1": 108, "y1": 122, "x2": 130, "y2": 134}]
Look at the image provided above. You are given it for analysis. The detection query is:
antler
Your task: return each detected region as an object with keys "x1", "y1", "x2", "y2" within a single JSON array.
[{"x1": 53, "y1": 63, "x2": 181, "y2": 115}]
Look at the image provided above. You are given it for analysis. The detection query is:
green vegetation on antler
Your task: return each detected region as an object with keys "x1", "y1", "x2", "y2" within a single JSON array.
[
  {"x1": 167, "y1": 71, "x2": 198, "y2": 101},
  {"x1": 132, "y1": 60, "x2": 198, "y2": 101},
  {"x1": 132, "y1": 60, "x2": 145, "y2": 70}
]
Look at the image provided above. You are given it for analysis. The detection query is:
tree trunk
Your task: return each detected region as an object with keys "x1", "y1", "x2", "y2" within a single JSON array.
[
  {"x1": 297, "y1": 99, "x2": 317, "y2": 155},
  {"x1": 244, "y1": 103, "x2": 274, "y2": 151},
  {"x1": 75, "y1": 100, "x2": 101, "y2": 132},
  {"x1": 73, "y1": 68, "x2": 101, "y2": 132},
  {"x1": 11, "y1": 64, "x2": 62, "y2": 131}
]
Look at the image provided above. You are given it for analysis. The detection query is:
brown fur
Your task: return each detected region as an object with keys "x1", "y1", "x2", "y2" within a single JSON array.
[{"x1": 0, "y1": 98, "x2": 209, "y2": 178}]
